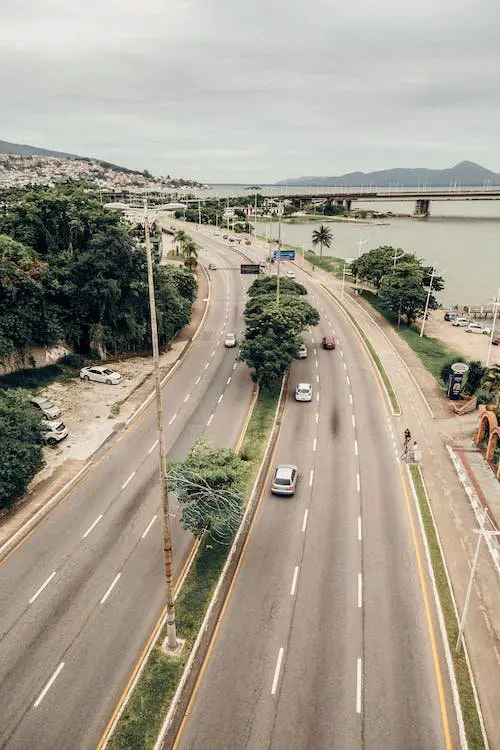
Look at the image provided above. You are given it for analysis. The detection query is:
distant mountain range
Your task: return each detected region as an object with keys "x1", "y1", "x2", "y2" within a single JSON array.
[
  {"x1": 0, "y1": 138, "x2": 140, "y2": 174},
  {"x1": 274, "y1": 161, "x2": 500, "y2": 187}
]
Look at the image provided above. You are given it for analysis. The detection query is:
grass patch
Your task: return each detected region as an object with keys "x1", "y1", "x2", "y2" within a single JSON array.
[
  {"x1": 409, "y1": 465, "x2": 485, "y2": 749},
  {"x1": 304, "y1": 250, "x2": 345, "y2": 279},
  {"x1": 107, "y1": 388, "x2": 279, "y2": 750}
]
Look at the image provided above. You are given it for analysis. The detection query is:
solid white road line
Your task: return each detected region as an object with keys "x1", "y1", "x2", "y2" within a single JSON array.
[
  {"x1": 290, "y1": 566, "x2": 299, "y2": 596},
  {"x1": 34, "y1": 662, "x2": 65, "y2": 707},
  {"x1": 82, "y1": 514, "x2": 103, "y2": 539},
  {"x1": 271, "y1": 647, "x2": 285, "y2": 695},
  {"x1": 309, "y1": 469, "x2": 314, "y2": 487},
  {"x1": 354, "y1": 440, "x2": 358, "y2": 456},
  {"x1": 358, "y1": 573, "x2": 363, "y2": 608},
  {"x1": 121, "y1": 471, "x2": 136, "y2": 490},
  {"x1": 352, "y1": 414, "x2": 356, "y2": 428},
  {"x1": 195, "y1": 376, "x2": 201, "y2": 385},
  {"x1": 100, "y1": 573, "x2": 121, "y2": 605},
  {"x1": 357, "y1": 473, "x2": 361, "y2": 492},
  {"x1": 148, "y1": 439, "x2": 159, "y2": 455},
  {"x1": 168, "y1": 413, "x2": 177, "y2": 425},
  {"x1": 302, "y1": 509, "x2": 309, "y2": 532},
  {"x1": 204, "y1": 362, "x2": 209, "y2": 370},
  {"x1": 183, "y1": 394, "x2": 191, "y2": 403},
  {"x1": 226, "y1": 377, "x2": 232, "y2": 385},
  {"x1": 141, "y1": 514, "x2": 158, "y2": 539},
  {"x1": 315, "y1": 412, "x2": 319, "y2": 424},
  {"x1": 358, "y1": 516, "x2": 362, "y2": 541},
  {"x1": 313, "y1": 437, "x2": 317, "y2": 452},
  {"x1": 356, "y1": 658, "x2": 362, "y2": 714},
  {"x1": 29, "y1": 571, "x2": 56, "y2": 604},
  {"x1": 217, "y1": 394, "x2": 223, "y2": 404},
  {"x1": 207, "y1": 414, "x2": 214, "y2": 427}
]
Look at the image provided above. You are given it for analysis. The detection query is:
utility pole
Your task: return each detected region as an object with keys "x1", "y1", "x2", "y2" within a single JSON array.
[
  {"x1": 486, "y1": 287, "x2": 500, "y2": 367},
  {"x1": 276, "y1": 203, "x2": 283, "y2": 307},
  {"x1": 143, "y1": 200, "x2": 179, "y2": 652},
  {"x1": 198, "y1": 200, "x2": 202, "y2": 226},
  {"x1": 254, "y1": 191, "x2": 258, "y2": 238},
  {"x1": 420, "y1": 263, "x2": 436, "y2": 338}
]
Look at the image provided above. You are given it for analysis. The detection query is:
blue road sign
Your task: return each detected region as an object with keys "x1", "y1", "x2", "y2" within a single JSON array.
[{"x1": 272, "y1": 250, "x2": 295, "y2": 260}]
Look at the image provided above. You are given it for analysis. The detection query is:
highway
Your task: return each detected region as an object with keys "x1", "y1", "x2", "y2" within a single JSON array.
[
  {"x1": 0, "y1": 240, "x2": 254, "y2": 749},
  {"x1": 173, "y1": 227, "x2": 458, "y2": 750}
]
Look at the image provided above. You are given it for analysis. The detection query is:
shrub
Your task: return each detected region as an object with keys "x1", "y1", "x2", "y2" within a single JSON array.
[
  {"x1": 465, "y1": 360, "x2": 486, "y2": 395},
  {"x1": 58, "y1": 353, "x2": 86, "y2": 369},
  {"x1": 0, "y1": 364, "x2": 62, "y2": 390},
  {"x1": 475, "y1": 388, "x2": 493, "y2": 406}
]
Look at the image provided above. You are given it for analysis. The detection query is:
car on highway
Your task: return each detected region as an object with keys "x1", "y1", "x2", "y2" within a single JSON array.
[
  {"x1": 224, "y1": 332, "x2": 237, "y2": 348},
  {"x1": 286, "y1": 270, "x2": 296, "y2": 279},
  {"x1": 80, "y1": 366, "x2": 122, "y2": 384},
  {"x1": 493, "y1": 336, "x2": 500, "y2": 346},
  {"x1": 298, "y1": 343, "x2": 307, "y2": 359},
  {"x1": 452, "y1": 317, "x2": 471, "y2": 327},
  {"x1": 271, "y1": 464, "x2": 298, "y2": 496},
  {"x1": 30, "y1": 395, "x2": 62, "y2": 420},
  {"x1": 270, "y1": 269, "x2": 278, "y2": 277},
  {"x1": 465, "y1": 323, "x2": 491, "y2": 335},
  {"x1": 40, "y1": 420, "x2": 69, "y2": 446},
  {"x1": 322, "y1": 335, "x2": 336, "y2": 349},
  {"x1": 295, "y1": 382, "x2": 312, "y2": 402},
  {"x1": 208, "y1": 263, "x2": 217, "y2": 270}
]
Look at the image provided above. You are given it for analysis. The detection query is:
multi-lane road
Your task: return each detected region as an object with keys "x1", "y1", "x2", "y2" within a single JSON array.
[{"x1": 0, "y1": 240, "x2": 254, "y2": 749}]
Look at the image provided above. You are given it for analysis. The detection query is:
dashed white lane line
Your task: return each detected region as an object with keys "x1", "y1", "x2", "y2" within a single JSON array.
[
  {"x1": 315, "y1": 360, "x2": 319, "y2": 368},
  {"x1": 211, "y1": 350, "x2": 216, "y2": 357},
  {"x1": 340, "y1": 349, "x2": 344, "y2": 358},
  {"x1": 100, "y1": 573, "x2": 121, "y2": 605},
  {"x1": 357, "y1": 473, "x2": 361, "y2": 492},
  {"x1": 29, "y1": 571, "x2": 56, "y2": 604},
  {"x1": 309, "y1": 469, "x2": 314, "y2": 487},
  {"x1": 217, "y1": 394, "x2": 224, "y2": 404},
  {"x1": 204, "y1": 362, "x2": 209, "y2": 370},
  {"x1": 349, "y1": 394, "x2": 353, "y2": 405},
  {"x1": 352, "y1": 414, "x2": 356, "y2": 428},
  {"x1": 148, "y1": 439, "x2": 159, "y2": 455},
  {"x1": 313, "y1": 348, "x2": 317, "y2": 356},
  {"x1": 290, "y1": 566, "x2": 299, "y2": 596},
  {"x1": 315, "y1": 412, "x2": 319, "y2": 424},
  {"x1": 271, "y1": 647, "x2": 285, "y2": 695},
  {"x1": 302, "y1": 509, "x2": 309, "y2": 532},
  {"x1": 347, "y1": 376, "x2": 351, "y2": 387},
  {"x1": 358, "y1": 573, "x2": 363, "y2": 608},
  {"x1": 233, "y1": 362, "x2": 237, "y2": 370},
  {"x1": 195, "y1": 376, "x2": 201, "y2": 385},
  {"x1": 141, "y1": 514, "x2": 158, "y2": 539},
  {"x1": 313, "y1": 437, "x2": 317, "y2": 452},
  {"x1": 34, "y1": 662, "x2": 65, "y2": 707},
  {"x1": 316, "y1": 392, "x2": 319, "y2": 402},
  {"x1": 183, "y1": 393, "x2": 191, "y2": 403},
  {"x1": 82, "y1": 515, "x2": 103, "y2": 539},
  {"x1": 207, "y1": 414, "x2": 214, "y2": 427},
  {"x1": 358, "y1": 516, "x2": 362, "y2": 541},
  {"x1": 217, "y1": 340, "x2": 221, "y2": 347},
  {"x1": 226, "y1": 377, "x2": 232, "y2": 385},
  {"x1": 168, "y1": 413, "x2": 177, "y2": 425},
  {"x1": 356, "y1": 658, "x2": 363, "y2": 714},
  {"x1": 121, "y1": 471, "x2": 136, "y2": 490},
  {"x1": 343, "y1": 361, "x2": 347, "y2": 371},
  {"x1": 354, "y1": 439, "x2": 358, "y2": 456},
  {"x1": 316, "y1": 374, "x2": 320, "y2": 383},
  {"x1": 311, "y1": 337, "x2": 315, "y2": 344}
]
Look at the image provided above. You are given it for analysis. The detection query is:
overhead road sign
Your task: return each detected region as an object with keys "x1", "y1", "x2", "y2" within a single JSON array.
[
  {"x1": 272, "y1": 250, "x2": 296, "y2": 260},
  {"x1": 240, "y1": 264, "x2": 261, "y2": 275}
]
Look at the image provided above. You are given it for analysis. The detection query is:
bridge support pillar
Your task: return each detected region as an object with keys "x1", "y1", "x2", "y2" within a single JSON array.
[
  {"x1": 414, "y1": 199, "x2": 430, "y2": 217},
  {"x1": 343, "y1": 199, "x2": 352, "y2": 213}
]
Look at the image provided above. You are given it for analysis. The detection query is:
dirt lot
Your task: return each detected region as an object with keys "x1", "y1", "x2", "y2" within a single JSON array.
[{"x1": 423, "y1": 312, "x2": 500, "y2": 366}]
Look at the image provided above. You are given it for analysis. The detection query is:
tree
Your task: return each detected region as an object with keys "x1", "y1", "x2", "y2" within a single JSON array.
[
  {"x1": 247, "y1": 276, "x2": 307, "y2": 298},
  {"x1": 466, "y1": 360, "x2": 486, "y2": 395},
  {"x1": 173, "y1": 229, "x2": 187, "y2": 255},
  {"x1": 482, "y1": 365, "x2": 500, "y2": 406},
  {"x1": 167, "y1": 437, "x2": 248, "y2": 542},
  {"x1": 311, "y1": 224, "x2": 333, "y2": 259},
  {"x1": 378, "y1": 262, "x2": 435, "y2": 324},
  {"x1": 182, "y1": 239, "x2": 198, "y2": 271},
  {"x1": 0, "y1": 390, "x2": 44, "y2": 509}
]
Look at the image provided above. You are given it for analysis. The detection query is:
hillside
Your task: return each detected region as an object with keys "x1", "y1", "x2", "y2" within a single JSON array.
[
  {"x1": 0, "y1": 138, "x2": 140, "y2": 174},
  {"x1": 275, "y1": 161, "x2": 500, "y2": 187}
]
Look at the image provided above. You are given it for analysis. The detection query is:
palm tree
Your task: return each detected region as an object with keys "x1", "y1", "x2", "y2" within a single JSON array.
[
  {"x1": 174, "y1": 229, "x2": 188, "y2": 255},
  {"x1": 482, "y1": 364, "x2": 500, "y2": 407},
  {"x1": 312, "y1": 225, "x2": 333, "y2": 260},
  {"x1": 182, "y1": 240, "x2": 198, "y2": 271}
]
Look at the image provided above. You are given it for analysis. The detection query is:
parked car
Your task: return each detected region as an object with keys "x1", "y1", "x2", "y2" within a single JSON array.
[
  {"x1": 245, "y1": 239, "x2": 252, "y2": 245},
  {"x1": 208, "y1": 263, "x2": 217, "y2": 270},
  {"x1": 298, "y1": 343, "x2": 307, "y2": 359},
  {"x1": 492, "y1": 336, "x2": 500, "y2": 346},
  {"x1": 229, "y1": 237, "x2": 235, "y2": 243},
  {"x1": 40, "y1": 420, "x2": 68, "y2": 446},
  {"x1": 80, "y1": 366, "x2": 122, "y2": 384},
  {"x1": 286, "y1": 270, "x2": 295, "y2": 279},
  {"x1": 30, "y1": 396, "x2": 61, "y2": 420},
  {"x1": 452, "y1": 317, "x2": 471, "y2": 327},
  {"x1": 465, "y1": 323, "x2": 491, "y2": 335},
  {"x1": 295, "y1": 382, "x2": 312, "y2": 402},
  {"x1": 270, "y1": 269, "x2": 278, "y2": 277},
  {"x1": 224, "y1": 333, "x2": 237, "y2": 348},
  {"x1": 271, "y1": 464, "x2": 298, "y2": 496},
  {"x1": 444, "y1": 312, "x2": 459, "y2": 322},
  {"x1": 322, "y1": 335, "x2": 336, "y2": 350}
]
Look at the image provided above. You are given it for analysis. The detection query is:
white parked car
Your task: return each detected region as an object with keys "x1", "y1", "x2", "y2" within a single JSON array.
[
  {"x1": 80, "y1": 366, "x2": 122, "y2": 384},
  {"x1": 298, "y1": 343, "x2": 307, "y2": 359},
  {"x1": 40, "y1": 420, "x2": 69, "y2": 446},
  {"x1": 295, "y1": 382, "x2": 313, "y2": 402},
  {"x1": 224, "y1": 333, "x2": 237, "y2": 348},
  {"x1": 270, "y1": 269, "x2": 278, "y2": 277},
  {"x1": 30, "y1": 396, "x2": 61, "y2": 420},
  {"x1": 452, "y1": 317, "x2": 471, "y2": 327},
  {"x1": 466, "y1": 323, "x2": 491, "y2": 335},
  {"x1": 286, "y1": 270, "x2": 295, "y2": 279}
]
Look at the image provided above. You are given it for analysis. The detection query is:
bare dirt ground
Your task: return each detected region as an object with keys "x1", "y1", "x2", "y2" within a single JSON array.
[{"x1": 422, "y1": 312, "x2": 500, "y2": 366}]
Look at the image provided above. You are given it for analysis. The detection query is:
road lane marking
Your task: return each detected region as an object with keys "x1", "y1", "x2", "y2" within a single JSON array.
[
  {"x1": 34, "y1": 662, "x2": 65, "y2": 707},
  {"x1": 101, "y1": 573, "x2": 121, "y2": 605},
  {"x1": 357, "y1": 473, "x2": 361, "y2": 492},
  {"x1": 82, "y1": 515, "x2": 103, "y2": 539},
  {"x1": 313, "y1": 348, "x2": 317, "y2": 355},
  {"x1": 315, "y1": 360, "x2": 319, "y2": 368},
  {"x1": 141, "y1": 514, "x2": 158, "y2": 539},
  {"x1": 217, "y1": 340, "x2": 221, "y2": 347},
  {"x1": 358, "y1": 516, "x2": 362, "y2": 541},
  {"x1": 217, "y1": 394, "x2": 223, "y2": 404},
  {"x1": 211, "y1": 350, "x2": 216, "y2": 357},
  {"x1": 226, "y1": 377, "x2": 232, "y2": 385},
  {"x1": 356, "y1": 658, "x2": 362, "y2": 714},
  {"x1": 29, "y1": 571, "x2": 56, "y2": 604},
  {"x1": 121, "y1": 471, "x2": 136, "y2": 490},
  {"x1": 313, "y1": 438, "x2": 317, "y2": 452},
  {"x1": 311, "y1": 336, "x2": 315, "y2": 343},
  {"x1": 207, "y1": 414, "x2": 214, "y2": 427},
  {"x1": 316, "y1": 374, "x2": 319, "y2": 383},
  {"x1": 347, "y1": 376, "x2": 351, "y2": 387},
  {"x1": 343, "y1": 361, "x2": 347, "y2": 371},
  {"x1": 349, "y1": 393, "x2": 353, "y2": 404},
  {"x1": 340, "y1": 349, "x2": 344, "y2": 357},
  {"x1": 352, "y1": 414, "x2": 356, "y2": 428},
  {"x1": 183, "y1": 394, "x2": 191, "y2": 403},
  {"x1": 168, "y1": 413, "x2": 177, "y2": 425},
  {"x1": 358, "y1": 573, "x2": 363, "y2": 608},
  {"x1": 354, "y1": 439, "x2": 358, "y2": 456},
  {"x1": 302, "y1": 509, "x2": 309, "y2": 532},
  {"x1": 148, "y1": 439, "x2": 159, "y2": 455},
  {"x1": 233, "y1": 362, "x2": 237, "y2": 370},
  {"x1": 316, "y1": 392, "x2": 319, "y2": 402},
  {"x1": 195, "y1": 376, "x2": 201, "y2": 385},
  {"x1": 204, "y1": 362, "x2": 209, "y2": 370},
  {"x1": 271, "y1": 647, "x2": 284, "y2": 695},
  {"x1": 309, "y1": 470, "x2": 314, "y2": 487},
  {"x1": 290, "y1": 566, "x2": 299, "y2": 596}
]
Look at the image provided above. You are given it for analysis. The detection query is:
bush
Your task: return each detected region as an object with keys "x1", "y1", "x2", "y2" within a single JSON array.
[
  {"x1": 476, "y1": 388, "x2": 494, "y2": 406},
  {"x1": 466, "y1": 360, "x2": 486, "y2": 395},
  {"x1": 0, "y1": 364, "x2": 63, "y2": 390},
  {"x1": 58, "y1": 353, "x2": 86, "y2": 369}
]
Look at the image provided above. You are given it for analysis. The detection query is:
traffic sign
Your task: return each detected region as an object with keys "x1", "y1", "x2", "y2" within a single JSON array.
[
  {"x1": 240, "y1": 264, "x2": 261, "y2": 275},
  {"x1": 272, "y1": 250, "x2": 296, "y2": 260}
]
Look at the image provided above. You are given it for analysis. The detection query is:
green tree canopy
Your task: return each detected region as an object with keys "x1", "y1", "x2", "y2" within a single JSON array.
[
  {"x1": 378, "y1": 262, "x2": 434, "y2": 325},
  {"x1": 311, "y1": 224, "x2": 333, "y2": 259}
]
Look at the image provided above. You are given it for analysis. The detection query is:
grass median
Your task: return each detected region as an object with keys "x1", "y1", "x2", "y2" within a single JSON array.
[
  {"x1": 409, "y1": 464, "x2": 485, "y2": 750},
  {"x1": 107, "y1": 388, "x2": 280, "y2": 750}
]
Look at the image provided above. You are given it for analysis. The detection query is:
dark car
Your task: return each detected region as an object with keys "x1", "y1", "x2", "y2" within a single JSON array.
[
  {"x1": 322, "y1": 336, "x2": 336, "y2": 350},
  {"x1": 444, "y1": 312, "x2": 459, "y2": 322}
]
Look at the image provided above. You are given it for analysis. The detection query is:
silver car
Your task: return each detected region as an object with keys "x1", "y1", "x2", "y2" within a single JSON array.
[
  {"x1": 40, "y1": 420, "x2": 69, "y2": 446},
  {"x1": 295, "y1": 383, "x2": 312, "y2": 402},
  {"x1": 271, "y1": 464, "x2": 298, "y2": 496},
  {"x1": 224, "y1": 333, "x2": 237, "y2": 348},
  {"x1": 80, "y1": 366, "x2": 122, "y2": 384},
  {"x1": 30, "y1": 396, "x2": 61, "y2": 420}
]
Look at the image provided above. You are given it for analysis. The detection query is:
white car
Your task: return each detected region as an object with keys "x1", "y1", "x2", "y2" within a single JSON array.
[
  {"x1": 298, "y1": 343, "x2": 307, "y2": 359},
  {"x1": 466, "y1": 323, "x2": 490, "y2": 335},
  {"x1": 270, "y1": 269, "x2": 278, "y2": 277},
  {"x1": 452, "y1": 317, "x2": 471, "y2": 327},
  {"x1": 224, "y1": 333, "x2": 237, "y2": 348},
  {"x1": 286, "y1": 270, "x2": 295, "y2": 279},
  {"x1": 40, "y1": 420, "x2": 69, "y2": 446},
  {"x1": 30, "y1": 396, "x2": 61, "y2": 420},
  {"x1": 80, "y1": 366, "x2": 122, "y2": 384},
  {"x1": 295, "y1": 382, "x2": 313, "y2": 402}
]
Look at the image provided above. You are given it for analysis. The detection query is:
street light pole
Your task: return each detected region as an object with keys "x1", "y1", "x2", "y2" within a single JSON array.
[
  {"x1": 254, "y1": 191, "x2": 258, "y2": 238},
  {"x1": 420, "y1": 263, "x2": 436, "y2": 338},
  {"x1": 341, "y1": 258, "x2": 354, "y2": 300},
  {"x1": 143, "y1": 200, "x2": 178, "y2": 651},
  {"x1": 198, "y1": 200, "x2": 202, "y2": 226},
  {"x1": 486, "y1": 287, "x2": 500, "y2": 367},
  {"x1": 276, "y1": 203, "x2": 282, "y2": 307}
]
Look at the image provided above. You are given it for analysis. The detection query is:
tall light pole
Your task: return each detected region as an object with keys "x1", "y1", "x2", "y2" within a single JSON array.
[
  {"x1": 198, "y1": 200, "x2": 202, "y2": 226},
  {"x1": 355, "y1": 233, "x2": 369, "y2": 291},
  {"x1": 420, "y1": 263, "x2": 438, "y2": 338},
  {"x1": 276, "y1": 203, "x2": 283, "y2": 307},
  {"x1": 341, "y1": 257, "x2": 354, "y2": 300},
  {"x1": 254, "y1": 191, "x2": 258, "y2": 238},
  {"x1": 486, "y1": 287, "x2": 500, "y2": 367},
  {"x1": 143, "y1": 200, "x2": 179, "y2": 652}
]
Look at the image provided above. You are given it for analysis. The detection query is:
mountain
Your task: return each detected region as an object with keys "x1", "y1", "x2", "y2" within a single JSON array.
[
  {"x1": 0, "y1": 138, "x2": 140, "y2": 174},
  {"x1": 274, "y1": 161, "x2": 500, "y2": 187}
]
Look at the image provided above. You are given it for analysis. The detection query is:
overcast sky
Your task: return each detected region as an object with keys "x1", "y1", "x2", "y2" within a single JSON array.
[{"x1": 1, "y1": 0, "x2": 499, "y2": 182}]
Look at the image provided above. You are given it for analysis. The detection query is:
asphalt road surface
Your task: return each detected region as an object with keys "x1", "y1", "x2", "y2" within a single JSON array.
[
  {"x1": 0, "y1": 241, "x2": 254, "y2": 749},
  {"x1": 173, "y1": 228, "x2": 458, "y2": 750}
]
